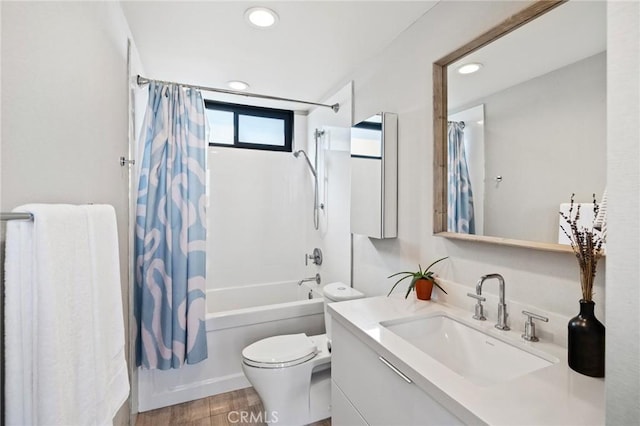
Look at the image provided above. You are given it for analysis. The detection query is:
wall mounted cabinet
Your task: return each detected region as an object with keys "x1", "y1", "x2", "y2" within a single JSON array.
[{"x1": 350, "y1": 112, "x2": 398, "y2": 239}]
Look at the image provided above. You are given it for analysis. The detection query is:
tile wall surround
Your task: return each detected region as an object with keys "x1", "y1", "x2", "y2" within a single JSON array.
[
  {"x1": 206, "y1": 115, "x2": 310, "y2": 290},
  {"x1": 306, "y1": 82, "x2": 354, "y2": 288}
]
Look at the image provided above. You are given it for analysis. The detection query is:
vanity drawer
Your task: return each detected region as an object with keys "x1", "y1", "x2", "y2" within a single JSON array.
[
  {"x1": 331, "y1": 380, "x2": 368, "y2": 426},
  {"x1": 331, "y1": 319, "x2": 462, "y2": 426}
]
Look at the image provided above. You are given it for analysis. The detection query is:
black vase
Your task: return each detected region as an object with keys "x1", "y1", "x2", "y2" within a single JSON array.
[{"x1": 568, "y1": 300, "x2": 605, "y2": 377}]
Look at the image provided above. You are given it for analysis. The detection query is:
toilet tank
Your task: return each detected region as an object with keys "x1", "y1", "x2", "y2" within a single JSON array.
[{"x1": 323, "y1": 282, "x2": 365, "y2": 344}]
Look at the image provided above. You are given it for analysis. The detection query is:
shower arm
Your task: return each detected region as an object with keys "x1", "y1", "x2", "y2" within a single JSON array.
[{"x1": 294, "y1": 150, "x2": 317, "y2": 178}]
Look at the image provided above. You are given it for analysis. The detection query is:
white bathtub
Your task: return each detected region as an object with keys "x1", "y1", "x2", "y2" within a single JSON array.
[{"x1": 137, "y1": 280, "x2": 325, "y2": 412}]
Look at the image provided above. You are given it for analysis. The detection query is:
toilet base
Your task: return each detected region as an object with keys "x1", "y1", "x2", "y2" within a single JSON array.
[
  {"x1": 242, "y1": 334, "x2": 332, "y2": 426},
  {"x1": 307, "y1": 365, "x2": 331, "y2": 424}
]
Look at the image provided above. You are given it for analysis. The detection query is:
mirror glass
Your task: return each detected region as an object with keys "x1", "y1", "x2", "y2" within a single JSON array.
[
  {"x1": 443, "y1": 1, "x2": 606, "y2": 247},
  {"x1": 351, "y1": 113, "x2": 398, "y2": 239}
]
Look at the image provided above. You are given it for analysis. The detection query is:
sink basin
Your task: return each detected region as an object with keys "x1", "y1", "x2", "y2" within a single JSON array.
[{"x1": 380, "y1": 314, "x2": 557, "y2": 387}]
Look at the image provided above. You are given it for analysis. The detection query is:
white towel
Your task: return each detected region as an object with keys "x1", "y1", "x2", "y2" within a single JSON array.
[
  {"x1": 83, "y1": 205, "x2": 130, "y2": 424},
  {"x1": 4, "y1": 204, "x2": 129, "y2": 426},
  {"x1": 558, "y1": 202, "x2": 605, "y2": 246},
  {"x1": 594, "y1": 189, "x2": 608, "y2": 240},
  {"x1": 5, "y1": 216, "x2": 35, "y2": 426}
]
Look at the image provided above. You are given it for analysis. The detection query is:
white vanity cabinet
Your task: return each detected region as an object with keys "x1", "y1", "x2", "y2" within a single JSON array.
[{"x1": 331, "y1": 319, "x2": 464, "y2": 426}]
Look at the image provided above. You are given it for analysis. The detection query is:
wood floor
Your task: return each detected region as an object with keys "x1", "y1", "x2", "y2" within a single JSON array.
[{"x1": 136, "y1": 387, "x2": 332, "y2": 426}]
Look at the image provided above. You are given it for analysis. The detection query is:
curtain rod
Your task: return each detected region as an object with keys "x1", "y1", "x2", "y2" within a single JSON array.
[{"x1": 136, "y1": 75, "x2": 340, "y2": 113}]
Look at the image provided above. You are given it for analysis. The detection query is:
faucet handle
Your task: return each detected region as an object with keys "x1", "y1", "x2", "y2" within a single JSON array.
[
  {"x1": 522, "y1": 310, "x2": 549, "y2": 322},
  {"x1": 305, "y1": 248, "x2": 323, "y2": 266},
  {"x1": 467, "y1": 293, "x2": 487, "y2": 321},
  {"x1": 521, "y1": 310, "x2": 549, "y2": 342},
  {"x1": 467, "y1": 293, "x2": 486, "y2": 302}
]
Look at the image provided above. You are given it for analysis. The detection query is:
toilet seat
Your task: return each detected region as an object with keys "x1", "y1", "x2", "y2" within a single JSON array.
[{"x1": 242, "y1": 333, "x2": 318, "y2": 369}]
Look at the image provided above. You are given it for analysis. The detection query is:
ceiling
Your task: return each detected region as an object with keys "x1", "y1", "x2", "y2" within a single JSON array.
[
  {"x1": 448, "y1": 1, "x2": 606, "y2": 110},
  {"x1": 121, "y1": 1, "x2": 438, "y2": 110}
]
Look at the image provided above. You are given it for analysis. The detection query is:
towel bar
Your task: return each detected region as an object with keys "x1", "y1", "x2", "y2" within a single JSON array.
[
  {"x1": 0, "y1": 212, "x2": 34, "y2": 221},
  {"x1": 1, "y1": 210, "x2": 34, "y2": 417}
]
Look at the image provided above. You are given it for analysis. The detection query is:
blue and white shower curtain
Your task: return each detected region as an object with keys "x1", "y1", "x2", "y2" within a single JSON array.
[
  {"x1": 135, "y1": 82, "x2": 208, "y2": 369},
  {"x1": 447, "y1": 121, "x2": 475, "y2": 234}
]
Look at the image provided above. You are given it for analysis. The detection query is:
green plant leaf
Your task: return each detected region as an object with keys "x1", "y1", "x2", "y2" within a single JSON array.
[
  {"x1": 387, "y1": 274, "x2": 413, "y2": 297},
  {"x1": 423, "y1": 256, "x2": 448, "y2": 273},
  {"x1": 387, "y1": 271, "x2": 415, "y2": 279},
  {"x1": 433, "y1": 281, "x2": 448, "y2": 294},
  {"x1": 404, "y1": 276, "x2": 421, "y2": 299},
  {"x1": 404, "y1": 286, "x2": 412, "y2": 299}
]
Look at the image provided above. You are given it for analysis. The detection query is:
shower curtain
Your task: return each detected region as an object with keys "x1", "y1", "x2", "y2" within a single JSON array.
[
  {"x1": 135, "y1": 82, "x2": 208, "y2": 369},
  {"x1": 448, "y1": 121, "x2": 476, "y2": 234}
]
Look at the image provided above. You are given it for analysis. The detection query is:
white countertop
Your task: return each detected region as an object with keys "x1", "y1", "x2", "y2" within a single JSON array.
[{"x1": 328, "y1": 296, "x2": 605, "y2": 425}]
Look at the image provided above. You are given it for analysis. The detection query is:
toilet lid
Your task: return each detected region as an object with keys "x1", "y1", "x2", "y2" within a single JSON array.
[
  {"x1": 323, "y1": 282, "x2": 365, "y2": 302},
  {"x1": 242, "y1": 334, "x2": 318, "y2": 367}
]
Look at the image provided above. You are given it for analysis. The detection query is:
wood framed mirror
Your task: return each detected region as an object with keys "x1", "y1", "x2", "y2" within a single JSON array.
[{"x1": 433, "y1": 0, "x2": 607, "y2": 253}]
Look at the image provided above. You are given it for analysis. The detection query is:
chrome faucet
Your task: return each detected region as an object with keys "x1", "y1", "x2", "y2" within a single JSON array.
[
  {"x1": 476, "y1": 273, "x2": 510, "y2": 330},
  {"x1": 298, "y1": 273, "x2": 321, "y2": 286}
]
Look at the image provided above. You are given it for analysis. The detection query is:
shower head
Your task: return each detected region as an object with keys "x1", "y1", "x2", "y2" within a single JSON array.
[{"x1": 293, "y1": 149, "x2": 317, "y2": 178}]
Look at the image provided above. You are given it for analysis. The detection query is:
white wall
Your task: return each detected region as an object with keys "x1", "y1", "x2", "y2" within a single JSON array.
[
  {"x1": 462, "y1": 53, "x2": 606, "y2": 243},
  {"x1": 1, "y1": 2, "x2": 135, "y2": 423},
  {"x1": 206, "y1": 114, "x2": 310, "y2": 289},
  {"x1": 202, "y1": 97, "x2": 354, "y2": 293},
  {"x1": 324, "y1": 1, "x2": 607, "y2": 336},
  {"x1": 129, "y1": 38, "x2": 147, "y2": 423},
  {"x1": 606, "y1": 1, "x2": 640, "y2": 423},
  {"x1": 306, "y1": 83, "x2": 353, "y2": 288}
]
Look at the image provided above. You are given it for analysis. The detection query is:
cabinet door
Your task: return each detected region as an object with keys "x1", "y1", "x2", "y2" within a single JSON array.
[
  {"x1": 350, "y1": 112, "x2": 398, "y2": 239},
  {"x1": 332, "y1": 380, "x2": 368, "y2": 426},
  {"x1": 331, "y1": 320, "x2": 463, "y2": 426}
]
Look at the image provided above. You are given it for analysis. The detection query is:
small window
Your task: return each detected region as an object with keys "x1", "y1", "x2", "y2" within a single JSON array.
[
  {"x1": 205, "y1": 100, "x2": 293, "y2": 152},
  {"x1": 351, "y1": 119, "x2": 382, "y2": 159}
]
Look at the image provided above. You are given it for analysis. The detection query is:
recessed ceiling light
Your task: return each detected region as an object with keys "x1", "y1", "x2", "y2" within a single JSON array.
[
  {"x1": 245, "y1": 7, "x2": 279, "y2": 28},
  {"x1": 227, "y1": 80, "x2": 250, "y2": 91},
  {"x1": 457, "y1": 63, "x2": 483, "y2": 75}
]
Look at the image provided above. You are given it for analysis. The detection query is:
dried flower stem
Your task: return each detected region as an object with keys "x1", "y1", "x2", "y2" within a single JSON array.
[{"x1": 559, "y1": 194, "x2": 604, "y2": 301}]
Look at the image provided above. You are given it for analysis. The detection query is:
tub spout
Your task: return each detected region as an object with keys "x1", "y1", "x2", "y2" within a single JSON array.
[{"x1": 298, "y1": 273, "x2": 321, "y2": 286}]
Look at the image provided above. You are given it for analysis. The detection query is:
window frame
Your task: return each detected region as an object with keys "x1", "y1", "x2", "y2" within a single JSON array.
[
  {"x1": 204, "y1": 100, "x2": 293, "y2": 152},
  {"x1": 351, "y1": 120, "x2": 383, "y2": 160}
]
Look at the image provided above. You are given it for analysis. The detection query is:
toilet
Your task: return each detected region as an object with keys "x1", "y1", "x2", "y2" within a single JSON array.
[{"x1": 241, "y1": 282, "x2": 364, "y2": 426}]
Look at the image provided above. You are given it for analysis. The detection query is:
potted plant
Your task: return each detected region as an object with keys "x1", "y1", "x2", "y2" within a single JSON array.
[{"x1": 387, "y1": 257, "x2": 449, "y2": 300}]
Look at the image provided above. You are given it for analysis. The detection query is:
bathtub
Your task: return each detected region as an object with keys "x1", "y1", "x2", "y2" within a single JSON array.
[{"x1": 137, "y1": 280, "x2": 325, "y2": 412}]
